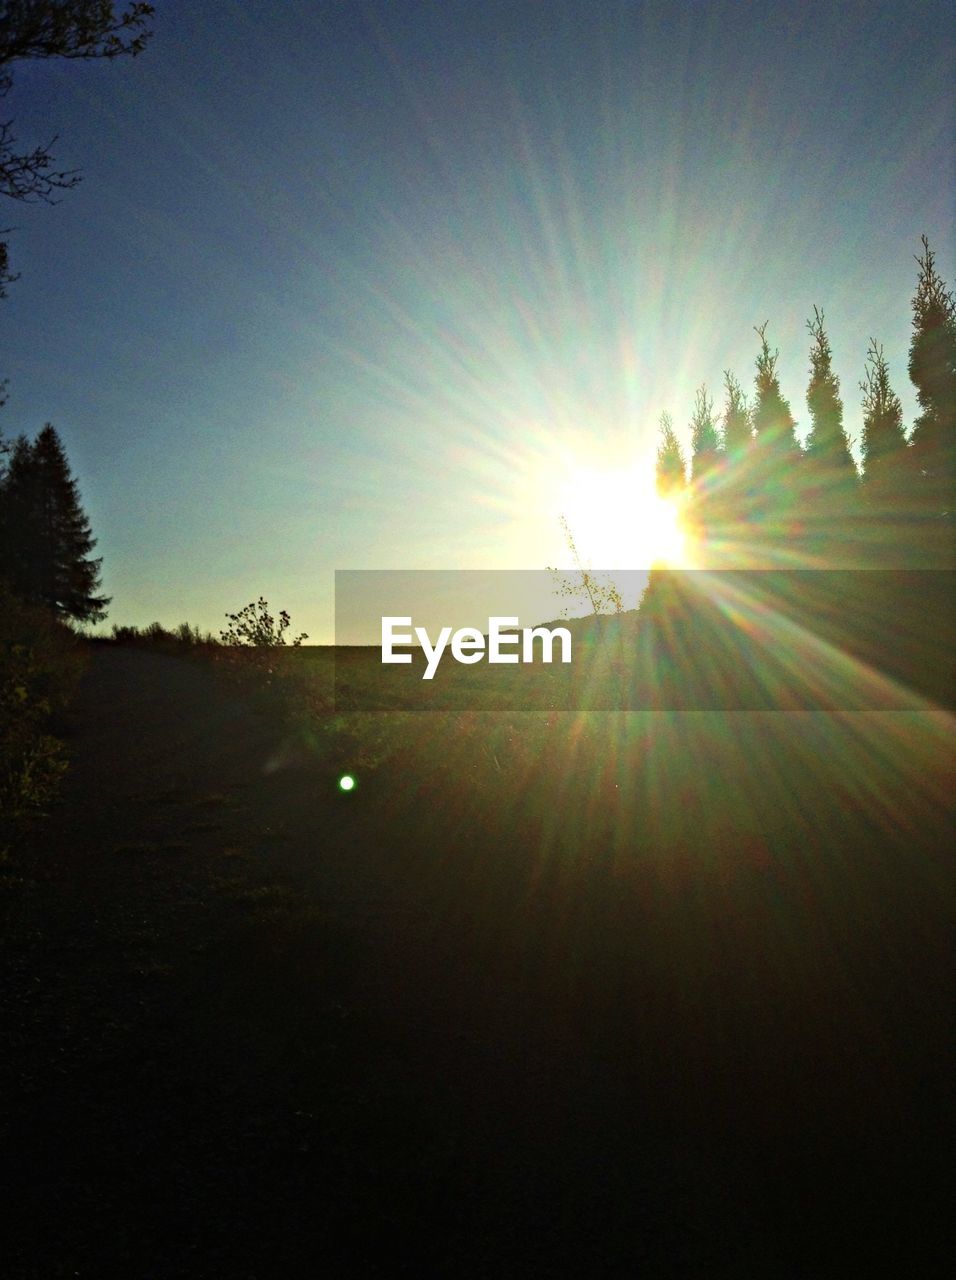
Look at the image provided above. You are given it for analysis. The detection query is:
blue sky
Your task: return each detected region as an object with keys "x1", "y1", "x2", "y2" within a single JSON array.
[{"x1": 1, "y1": 0, "x2": 953, "y2": 641}]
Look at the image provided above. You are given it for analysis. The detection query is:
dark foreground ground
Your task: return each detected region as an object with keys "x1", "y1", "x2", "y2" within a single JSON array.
[{"x1": 1, "y1": 647, "x2": 954, "y2": 1276}]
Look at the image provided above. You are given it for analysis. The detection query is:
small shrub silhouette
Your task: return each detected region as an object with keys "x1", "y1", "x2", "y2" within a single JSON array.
[
  {"x1": 216, "y1": 597, "x2": 307, "y2": 685},
  {"x1": 219, "y1": 598, "x2": 307, "y2": 649}
]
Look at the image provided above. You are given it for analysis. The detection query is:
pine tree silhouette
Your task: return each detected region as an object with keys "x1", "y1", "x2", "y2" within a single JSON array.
[
  {"x1": 1, "y1": 424, "x2": 109, "y2": 621},
  {"x1": 689, "y1": 385, "x2": 721, "y2": 484},
  {"x1": 655, "y1": 412, "x2": 686, "y2": 498},
  {"x1": 721, "y1": 371, "x2": 752, "y2": 458},
  {"x1": 908, "y1": 236, "x2": 955, "y2": 528},
  {"x1": 803, "y1": 308, "x2": 859, "y2": 561},
  {"x1": 687, "y1": 386, "x2": 722, "y2": 561},
  {"x1": 860, "y1": 340, "x2": 911, "y2": 561},
  {"x1": 750, "y1": 324, "x2": 801, "y2": 559},
  {"x1": 707, "y1": 371, "x2": 754, "y2": 564}
]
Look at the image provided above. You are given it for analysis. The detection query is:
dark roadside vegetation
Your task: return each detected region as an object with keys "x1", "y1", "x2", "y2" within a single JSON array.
[{"x1": 1, "y1": 599, "x2": 954, "y2": 1276}]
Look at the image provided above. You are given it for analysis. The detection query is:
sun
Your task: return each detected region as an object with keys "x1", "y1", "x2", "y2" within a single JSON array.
[{"x1": 554, "y1": 462, "x2": 692, "y2": 570}]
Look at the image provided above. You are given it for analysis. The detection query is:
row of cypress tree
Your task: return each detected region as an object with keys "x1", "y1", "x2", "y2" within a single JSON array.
[{"x1": 655, "y1": 237, "x2": 955, "y2": 567}]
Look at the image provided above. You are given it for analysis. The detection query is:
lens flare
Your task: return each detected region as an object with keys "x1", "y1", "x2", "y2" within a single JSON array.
[{"x1": 553, "y1": 462, "x2": 693, "y2": 569}]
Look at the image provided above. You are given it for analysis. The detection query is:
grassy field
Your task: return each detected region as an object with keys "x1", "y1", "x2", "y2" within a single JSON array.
[{"x1": 1, "y1": 642, "x2": 953, "y2": 1275}]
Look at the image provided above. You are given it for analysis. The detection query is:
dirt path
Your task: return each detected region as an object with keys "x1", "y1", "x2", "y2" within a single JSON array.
[
  {"x1": 2, "y1": 650, "x2": 609, "y2": 1277},
  {"x1": 1, "y1": 649, "x2": 423, "y2": 1276},
  {"x1": 1, "y1": 648, "x2": 952, "y2": 1276}
]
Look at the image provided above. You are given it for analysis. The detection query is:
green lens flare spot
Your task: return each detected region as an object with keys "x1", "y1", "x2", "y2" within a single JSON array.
[{"x1": 338, "y1": 774, "x2": 356, "y2": 792}]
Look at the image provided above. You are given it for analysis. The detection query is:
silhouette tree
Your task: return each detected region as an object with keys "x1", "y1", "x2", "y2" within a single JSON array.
[
  {"x1": 859, "y1": 340, "x2": 915, "y2": 564},
  {"x1": 689, "y1": 385, "x2": 721, "y2": 484},
  {"x1": 752, "y1": 323, "x2": 800, "y2": 463},
  {"x1": 861, "y1": 343, "x2": 907, "y2": 485},
  {"x1": 1, "y1": 434, "x2": 38, "y2": 595},
  {"x1": 703, "y1": 370, "x2": 756, "y2": 563},
  {"x1": 0, "y1": 423, "x2": 108, "y2": 621},
  {"x1": 0, "y1": 3, "x2": 153, "y2": 287},
  {"x1": 804, "y1": 309, "x2": 856, "y2": 476},
  {"x1": 803, "y1": 307, "x2": 858, "y2": 558},
  {"x1": 908, "y1": 236, "x2": 955, "y2": 522},
  {"x1": 749, "y1": 323, "x2": 801, "y2": 557},
  {"x1": 721, "y1": 371, "x2": 751, "y2": 458},
  {"x1": 655, "y1": 411, "x2": 686, "y2": 497},
  {"x1": 687, "y1": 385, "x2": 721, "y2": 559}
]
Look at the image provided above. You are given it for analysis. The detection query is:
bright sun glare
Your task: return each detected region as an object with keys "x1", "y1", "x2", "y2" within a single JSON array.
[{"x1": 555, "y1": 463, "x2": 691, "y2": 571}]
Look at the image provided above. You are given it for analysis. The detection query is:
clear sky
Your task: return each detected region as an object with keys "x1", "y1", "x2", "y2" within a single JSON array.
[{"x1": 1, "y1": 0, "x2": 952, "y2": 642}]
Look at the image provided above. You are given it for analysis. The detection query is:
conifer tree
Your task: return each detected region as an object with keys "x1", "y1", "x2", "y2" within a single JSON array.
[
  {"x1": 861, "y1": 341, "x2": 907, "y2": 493},
  {"x1": 0, "y1": 434, "x2": 34, "y2": 586},
  {"x1": 0, "y1": 424, "x2": 108, "y2": 621},
  {"x1": 803, "y1": 308, "x2": 858, "y2": 558},
  {"x1": 859, "y1": 340, "x2": 912, "y2": 563},
  {"x1": 752, "y1": 323, "x2": 800, "y2": 460},
  {"x1": 804, "y1": 309, "x2": 856, "y2": 479},
  {"x1": 908, "y1": 236, "x2": 955, "y2": 519},
  {"x1": 687, "y1": 386, "x2": 721, "y2": 561},
  {"x1": 721, "y1": 371, "x2": 751, "y2": 458},
  {"x1": 689, "y1": 385, "x2": 721, "y2": 484},
  {"x1": 750, "y1": 324, "x2": 801, "y2": 555},
  {"x1": 655, "y1": 411, "x2": 686, "y2": 497},
  {"x1": 707, "y1": 371, "x2": 754, "y2": 564}
]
